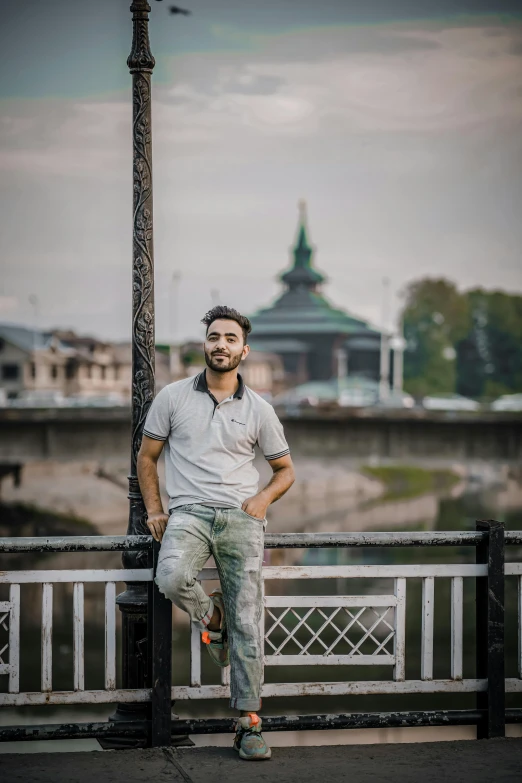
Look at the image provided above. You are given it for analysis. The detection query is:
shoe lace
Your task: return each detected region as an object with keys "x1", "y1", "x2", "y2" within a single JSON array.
[
  {"x1": 236, "y1": 714, "x2": 262, "y2": 742},
  {"x1": 237, "y1": 728, "x2": 263, "y2": 746}
]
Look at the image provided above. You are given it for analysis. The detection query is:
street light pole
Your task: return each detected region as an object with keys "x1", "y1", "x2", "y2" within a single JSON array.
[
  {"x1": 379, "y1": 277, "x2": 391, "y2": 403},
  {"x1": 111, "y1": 0, "x2": 156, "y2": 739},
  {"x1": 127, "y1": 0, "x2": 155, "y2": 526}
]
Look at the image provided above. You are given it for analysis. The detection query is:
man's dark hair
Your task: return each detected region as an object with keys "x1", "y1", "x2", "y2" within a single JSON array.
[{"x1": 201, "y1": 306, "x2": 252, "y2": 344}]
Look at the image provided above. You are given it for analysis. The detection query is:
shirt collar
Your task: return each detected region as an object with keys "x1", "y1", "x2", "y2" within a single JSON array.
[{"x1": 194, "y1": 369, "x2": 245, "y2": 400}]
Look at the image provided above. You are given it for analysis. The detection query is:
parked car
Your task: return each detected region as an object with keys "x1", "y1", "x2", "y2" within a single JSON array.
[
  {"x1": 376, "y1": 390, "x2": 416, "y2": 409},
  {"x1": 338, "y1": 387, "x2": 378, "y2": 407},
  {"x1": 491, "y1": 393, "x2": 522, "y2": 412},
  {"x1": 10, "y1": 390, "x2": 67, "y2": 407},
  {"x1": 338, "y1": 377, "x2": 379, "y2": 408},
  {"x1": 422, "y1": 393, "x2": 480, "y2": 412},
  {"x1": 273, "y1": 382, "x2": 334, "y2": 407},
  {"x1": 67, "y1": 393, "x2": 128, "y2": 407}
]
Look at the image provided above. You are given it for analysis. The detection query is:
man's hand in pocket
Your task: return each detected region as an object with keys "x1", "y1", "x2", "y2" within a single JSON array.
[
  {"x1": 147, "y1": 512, "x2": 169, "y2": 542},
  {"x1": 241, "y1": 496, "x2": 268, "y2": 520}
]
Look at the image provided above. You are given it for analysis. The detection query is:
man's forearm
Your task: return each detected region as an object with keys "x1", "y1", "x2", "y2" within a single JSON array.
[
  {"x1": 137, "y1": 455, "x2": 164, "y2": 516},
  {"x1": 258, "y1": 466, "x2": 295, "y2": 506}
]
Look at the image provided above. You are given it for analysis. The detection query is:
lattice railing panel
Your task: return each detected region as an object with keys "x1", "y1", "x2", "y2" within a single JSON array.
[
  {"x1": 0, "y1": 585, "x2": 20, "y2": 691},
  {"x1": 263, "y1": 595, "x2": 398, "y2": 667},
  {"x1": 0, "y1": 607, "x2": 9, "y2": 665},
  {"x1": 265, "y1": 606, "x2": 395, "y2": 658}
]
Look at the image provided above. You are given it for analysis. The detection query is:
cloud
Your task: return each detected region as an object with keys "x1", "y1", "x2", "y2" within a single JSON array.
[
  {"x1": 1, "y1": 17, "x2": 522, "y2": 340},
  {"x1": 220, "y1": 72, "x2": 286, "y2": 96},
  {"x1": 0, "y1": 98, "x2": 130, "y2": 177},
  {"x1": 210, "y1": 22, "x2": 444, "y2": 61},
  {"x1": 1, "y1": 20, "x2": 521, "y2": 180}
]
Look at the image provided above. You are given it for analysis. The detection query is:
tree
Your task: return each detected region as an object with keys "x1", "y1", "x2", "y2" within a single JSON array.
[
  {"x1": 402, "y1": 278, "x2": 470, "y2": 398},
  {"x1": 401, "y1": 278, "x2": 522, "y2": 399},
  {"x1": 456, "y1": 289, "x2": 522, "y2": 398}
]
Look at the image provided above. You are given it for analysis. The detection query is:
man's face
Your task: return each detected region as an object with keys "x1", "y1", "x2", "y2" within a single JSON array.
[{"x1": 204, "y1": 318, "x2": 249, "y2": 373}]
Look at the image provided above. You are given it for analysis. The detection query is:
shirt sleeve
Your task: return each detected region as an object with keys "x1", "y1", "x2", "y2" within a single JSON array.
[
  {"x1": 257, "y1": 405, "x2": 290, "y2": 461},
  {"x1": 143, "y1": 386, "x2": 172, "y2": 441}
]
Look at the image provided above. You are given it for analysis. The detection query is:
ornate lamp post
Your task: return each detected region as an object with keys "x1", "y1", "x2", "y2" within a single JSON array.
[
  {"x1": 111, "y1": 0, "x2": 156, "y2": 737},
  {"x1": 107, "y1": 1, "x2": 191, "y2": 747},
  {"x1": 125, "y1": 0, "x2": 155, "y2": 562}
]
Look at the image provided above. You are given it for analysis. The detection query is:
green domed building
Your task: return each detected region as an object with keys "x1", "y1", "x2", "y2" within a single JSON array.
[{"x1": 249, "y1": 203, "x2": 387, "y2": 386}]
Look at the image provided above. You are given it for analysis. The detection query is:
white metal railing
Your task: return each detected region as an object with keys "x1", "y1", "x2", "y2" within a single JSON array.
[
  {"x1": 0, "y1": 568, "x2": 152, "y2": 707},
  {"x1": 0, "y1": 536, "x2": 521, "y2": 709},
  {"x1": 177, "y1": 564, "x2": 488, "y2": 702},
  {"x1": 507, "y1": 562, "x2": 522, "y2": 691}
]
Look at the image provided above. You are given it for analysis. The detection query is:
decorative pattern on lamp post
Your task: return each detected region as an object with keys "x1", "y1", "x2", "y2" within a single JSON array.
[
  {"x1": 128, "y1": 0, "x2": 155, "y2": 480},
  {"x1": 112, "y1": 0, "x2": 156, "y2": 737}
]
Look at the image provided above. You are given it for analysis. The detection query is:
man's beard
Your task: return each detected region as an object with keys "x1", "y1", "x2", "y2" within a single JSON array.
[{"x1": 204, "y1": 350, "x2": 242, "y2": 374}]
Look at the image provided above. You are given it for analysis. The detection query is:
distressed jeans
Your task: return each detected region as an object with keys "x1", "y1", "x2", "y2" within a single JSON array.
[{"x1": 155, "y1": 504, "x2": 265, "y2": 712}]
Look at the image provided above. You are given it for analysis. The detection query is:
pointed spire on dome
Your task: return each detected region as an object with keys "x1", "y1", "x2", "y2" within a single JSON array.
[
  {"x1": 294, "y1": 199, "x2": 312, "y2": 266},
  {"x1": 281, "y1": 200, "x2": 325, "y2": 290}
]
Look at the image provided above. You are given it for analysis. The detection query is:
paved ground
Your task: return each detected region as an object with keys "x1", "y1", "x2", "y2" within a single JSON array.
[{"x1": 1, "y1": 739, "x2": 521, "y2": 783}]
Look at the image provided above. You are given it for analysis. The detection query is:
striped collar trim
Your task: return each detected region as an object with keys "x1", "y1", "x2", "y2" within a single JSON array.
[{"x1": 193, "y1": 370, "x2": 245, "y2": 400}]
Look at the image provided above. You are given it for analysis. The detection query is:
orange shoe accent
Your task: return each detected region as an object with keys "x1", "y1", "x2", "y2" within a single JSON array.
[
  {"x1": 201, "y1": 631, "x2": 211, "y2": 644},
  {"x1": 247, "y1": 713, "x2": 260, "y2": 726}
]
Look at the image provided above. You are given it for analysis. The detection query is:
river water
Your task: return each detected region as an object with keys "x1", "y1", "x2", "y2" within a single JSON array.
[{"x1": 2, "y1": 466, "x2": 522, "y2": 752}]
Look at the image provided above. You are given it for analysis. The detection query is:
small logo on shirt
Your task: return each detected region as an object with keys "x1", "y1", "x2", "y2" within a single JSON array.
[{"x1": 231, "y1": 418, "x2": 246, "y2": 426}]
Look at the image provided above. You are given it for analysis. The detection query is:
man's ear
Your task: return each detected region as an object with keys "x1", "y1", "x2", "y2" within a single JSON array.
[{"x1": 242, "y1": 343, "x2": 250, "y2": 360}]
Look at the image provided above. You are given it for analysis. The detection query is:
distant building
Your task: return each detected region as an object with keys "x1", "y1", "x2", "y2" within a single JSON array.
[
  {"x1": 54, "y1": 331, "x2": 132, "y2": 399},
  {"x1": 0, "y1": 324, "x2": 132, "y2": 401},
  {"x1": 0, "y1": 324, "x2": 71, "y2": 400},
  {"x1": 241, "y1": 350, "x2": 285, "y2": 397},
  {"x1": 249, "y1": 202, "x2": 390, "y2": 386}
]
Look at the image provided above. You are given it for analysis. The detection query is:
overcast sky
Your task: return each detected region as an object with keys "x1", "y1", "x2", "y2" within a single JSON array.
[{"x1": 1, "y1": 0, "x2": 521, "y2": 342}]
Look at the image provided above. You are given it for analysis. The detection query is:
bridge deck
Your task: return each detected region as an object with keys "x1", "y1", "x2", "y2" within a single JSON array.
[{"x1": 2, "y1": 739, "x2": 521, "y2": 782}]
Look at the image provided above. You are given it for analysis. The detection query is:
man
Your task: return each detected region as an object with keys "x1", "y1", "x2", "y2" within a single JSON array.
[{"x1": 137, "y1": 305, "x2": 295, "y2": 761}]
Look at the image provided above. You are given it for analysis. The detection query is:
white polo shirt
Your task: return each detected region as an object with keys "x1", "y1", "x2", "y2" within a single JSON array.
[{"x1": 143, "y1": 371, "x2": 290, "y2": 512}]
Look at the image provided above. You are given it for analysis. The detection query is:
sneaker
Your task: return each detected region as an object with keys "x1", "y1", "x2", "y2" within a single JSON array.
[
  {"x1": 201, "y1": 589, "x2": 229, "y2": 668},
  {"x1": 233, "y1": 714, "x2": 272, "y2": 761}
]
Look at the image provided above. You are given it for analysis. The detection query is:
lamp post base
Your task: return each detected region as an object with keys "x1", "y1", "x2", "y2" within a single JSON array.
[
  {"x1": 99, "y1": 702, "x2": 148, "y2": 749},
  {"x1": 105, "y1": 569, "x2": 190, "y2": 748},
  {"x1": 100, "y1": 705, "x2": 193, "y2": 749}
]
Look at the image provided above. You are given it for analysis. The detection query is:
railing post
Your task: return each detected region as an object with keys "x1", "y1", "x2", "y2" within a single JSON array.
[
  {"x1": 148, "y1": 540, "x2": 172, "y2": 747},
  {"x1": 476, "y1": 519, "x2": 505, "y2": 739}
]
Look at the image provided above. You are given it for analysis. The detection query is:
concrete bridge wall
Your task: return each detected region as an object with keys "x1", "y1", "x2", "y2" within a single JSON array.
[
  {"x1": 0, "y1": 407, "x2": 520, "y2": 464},
  {"x1": 281, "y1": 411, "x2": 521, "y2": 461}
]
